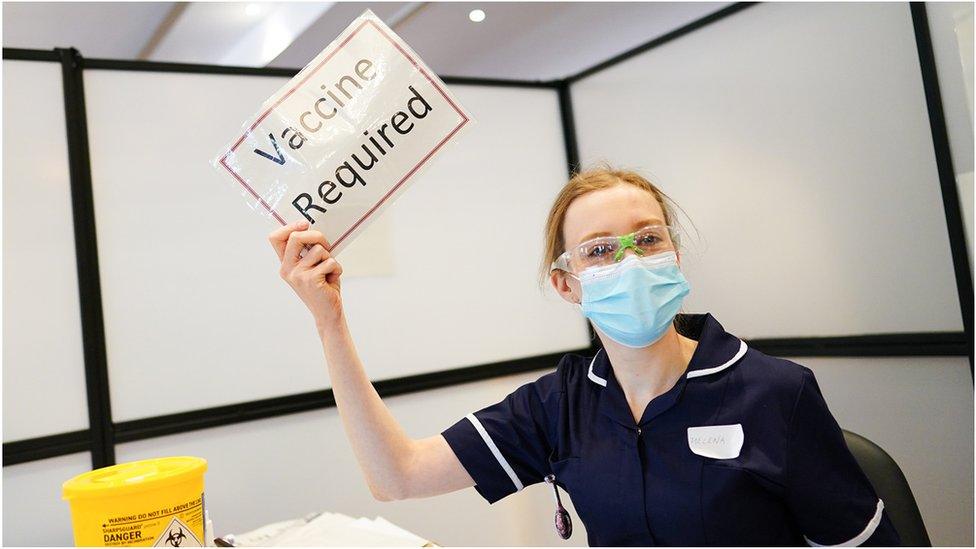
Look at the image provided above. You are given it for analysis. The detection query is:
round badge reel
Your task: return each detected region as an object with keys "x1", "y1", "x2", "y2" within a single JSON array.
[{"x1": 544, "y1": 474, "x2": 573, "y2": 540}]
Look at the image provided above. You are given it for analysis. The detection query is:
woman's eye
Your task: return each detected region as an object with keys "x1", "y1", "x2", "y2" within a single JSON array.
[
  {"x1": 587, "y1": 244, "x2": 613, "y2": 257},
  {"x1": 638, "y1": 234, "x2": 660, "y2": 246}
]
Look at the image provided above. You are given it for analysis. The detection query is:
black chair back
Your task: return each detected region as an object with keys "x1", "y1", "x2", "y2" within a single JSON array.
[{"x1": 843, "y1": 429, "x2": 931, "y2": 546}]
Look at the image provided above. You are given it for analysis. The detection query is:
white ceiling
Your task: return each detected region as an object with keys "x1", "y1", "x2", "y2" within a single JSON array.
[
  {"x1": 151, "y1": 2, "x2": 334, "y2": 65},
  {"x1": 3, "y1": 1, "x2": 731, "y2": 80},
  {"x1": 2, "y1": 2, "x2": 175, "y2": 58}
]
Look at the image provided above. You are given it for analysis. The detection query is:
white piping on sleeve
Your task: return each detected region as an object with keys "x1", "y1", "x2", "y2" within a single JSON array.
[
  {"x1": 803, "y1": 499, "x2": 885, "y2": 547},
  {"x1": 686, "y1": 340, "x2": 748, "y2": 379},
  {"x1": 586, "y1": 350, "x2": 607, "y2": 387},
  {"x1": 465, "y1": 413, "x2": 524, "y2": 492}
]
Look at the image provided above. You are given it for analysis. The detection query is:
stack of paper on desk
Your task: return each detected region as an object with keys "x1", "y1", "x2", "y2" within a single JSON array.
[{"x1": 228, "y1": 511, "x2": 431, "y2": 547}]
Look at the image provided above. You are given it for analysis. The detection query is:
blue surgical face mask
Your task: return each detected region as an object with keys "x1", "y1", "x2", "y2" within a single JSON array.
[{"x1": 572, "y1": 251, "x2": 690, "y2": 348}]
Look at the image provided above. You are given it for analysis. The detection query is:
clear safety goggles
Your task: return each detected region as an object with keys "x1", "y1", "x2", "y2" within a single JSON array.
[{"x1": 550, "y1": 225, "x2": 678, "y2": 274}]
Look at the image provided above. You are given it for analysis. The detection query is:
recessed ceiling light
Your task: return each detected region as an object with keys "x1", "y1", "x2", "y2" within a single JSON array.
[
  {"x1": 468, "y1": 9, "x2": 486, "y2": 23},
  {"x1": 245, "y1": 3, "x2": 261, "y2": 16}
]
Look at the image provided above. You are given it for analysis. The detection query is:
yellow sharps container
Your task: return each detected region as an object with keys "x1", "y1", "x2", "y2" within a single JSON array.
[{"x1": 62, "y1": 456, "x2": 207, "y2": 547}]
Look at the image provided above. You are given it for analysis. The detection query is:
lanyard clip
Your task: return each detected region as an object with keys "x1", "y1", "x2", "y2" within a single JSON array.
[{"x1": 544, "y1": 474, "x2": 573, "y2": 540}]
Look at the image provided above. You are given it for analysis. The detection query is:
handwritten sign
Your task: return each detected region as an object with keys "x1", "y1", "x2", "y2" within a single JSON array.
[{"x1": 214, "y1": 10, "x2": 473, "y2": 254}]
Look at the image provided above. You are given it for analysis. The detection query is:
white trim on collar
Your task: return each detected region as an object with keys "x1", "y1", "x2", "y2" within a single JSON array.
[
  {"x1": 586, "y1": 340, "x2": 748, "y2": 386},
  {"x1": 686, "y1": 339, "x2": 748, "y2": 379},
  {"x1": 587, "y1": 350, "x2": 608, "y2": 387},
  {"x1": 803, "y1": 498, "x2": 885, "y2": 547}
]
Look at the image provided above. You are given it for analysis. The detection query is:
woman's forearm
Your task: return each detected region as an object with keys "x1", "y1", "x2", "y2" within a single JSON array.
[
  {"x1": 317, "y1": 314, "x2": 416, "y2": 500},
  {"x1": 267, "y1": 222, "x2": 472, "y2": 500}
]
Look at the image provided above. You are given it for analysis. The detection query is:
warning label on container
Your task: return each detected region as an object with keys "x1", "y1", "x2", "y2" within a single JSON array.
[
  {"x1": 153, "y1": 517, "x2": 202, "y2": 547},
  {"x1": 99, "y1": 494, "x2": 204, "y2": 547}
]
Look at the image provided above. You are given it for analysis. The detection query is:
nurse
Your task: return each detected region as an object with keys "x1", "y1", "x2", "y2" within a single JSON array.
[{"x1": 269, "y1": 167, "x2": 902, "y2": 546}]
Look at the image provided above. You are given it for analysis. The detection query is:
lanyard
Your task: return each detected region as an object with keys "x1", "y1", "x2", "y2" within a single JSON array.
[{"x1": 544, "y1": 474, "x2": 573, "y2": 540}]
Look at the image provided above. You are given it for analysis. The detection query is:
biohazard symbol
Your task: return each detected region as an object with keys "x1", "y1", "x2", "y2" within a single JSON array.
[
  {"x1": 153, "y1": 517, "x2": 201, "y2": 547},
  {"x1": 164, "y1": 526, "x2": 187, "y2": 547}
]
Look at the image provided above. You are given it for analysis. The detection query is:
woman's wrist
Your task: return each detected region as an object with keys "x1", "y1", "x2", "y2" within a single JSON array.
[{"x1": 315, "y1": 309, "x2": 349, "y2": 342}]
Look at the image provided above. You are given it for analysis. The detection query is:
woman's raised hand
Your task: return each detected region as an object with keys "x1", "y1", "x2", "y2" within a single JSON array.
[{"x1": 269, "y1": 220, "x2": 344, "y2": 329}]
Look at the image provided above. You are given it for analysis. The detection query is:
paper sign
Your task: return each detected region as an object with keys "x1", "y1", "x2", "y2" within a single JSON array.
[{"x1": 213, "y1": 10, "x2": 473, "y2": 254}]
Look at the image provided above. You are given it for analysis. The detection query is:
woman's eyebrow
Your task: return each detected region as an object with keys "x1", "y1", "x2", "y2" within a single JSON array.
[
  {"x1": 577, "y1": 231, "x2": 612, "y2": 243},
  {"x1": 633, "y1": 219, "x2": 665, "y2": 230}
]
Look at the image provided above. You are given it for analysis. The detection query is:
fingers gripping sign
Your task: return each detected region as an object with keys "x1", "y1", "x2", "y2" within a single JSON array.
[
  {"x1": 269, "y1": 221, "x2": 345, "y2": 327},
  {"x1": 268, "y1": 220, "x2": 308, "y2": 261}
]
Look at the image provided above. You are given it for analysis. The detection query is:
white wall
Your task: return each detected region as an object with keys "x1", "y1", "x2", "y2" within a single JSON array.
[
  {"x1": 2, "y1": 60, "x2": 91, "y2": 442},
  {"x1": 958, "y1": 171, "x2": 974, "y2": 270},
  {"x1": 926, "y1": 2, "x2": 974, "y2": 176},
  {"x1": 926, "y1": 1, "x2": 975, "y2": 271},
  {"x1": 573, "y1": 2, "x2": 961, "y2": 339},
  {"x1": 571, "y1": 2, "x2": 972, "y2": 545},
  {"x1": 81, "y1": 69, "x2": 589, "y2": 422},
  {"x1": 3, "y1": 452, "x2": 92, "y2": 546}
]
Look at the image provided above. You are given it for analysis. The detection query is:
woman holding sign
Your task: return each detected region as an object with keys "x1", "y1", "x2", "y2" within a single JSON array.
[{"x1": 269, "y1": 167, "x2": 901, "y2": 546}]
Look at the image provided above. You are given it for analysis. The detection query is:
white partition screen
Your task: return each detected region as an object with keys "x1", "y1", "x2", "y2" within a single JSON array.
[
  {"x1": 572, "y1": 2, "x2": 964, "y2": 338},
  {"x1": 82, "y1": 69, "x2": 588, "y2": 422},
  {"x1": 2, "y1": 452, "x2": 93, "y2": 546},
  {"x1": 2, "y1": 60, "x2": 91, "y2": 441}
]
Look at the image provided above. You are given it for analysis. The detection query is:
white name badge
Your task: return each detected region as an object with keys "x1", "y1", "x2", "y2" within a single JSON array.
[{"x1": 687, "y1": 423, "x2": 744, "y2": 459}]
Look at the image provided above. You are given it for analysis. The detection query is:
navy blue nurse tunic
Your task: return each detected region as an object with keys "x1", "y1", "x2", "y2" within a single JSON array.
[{"x1": 441, "y1": 313, "x2": 901, "y2": 546}]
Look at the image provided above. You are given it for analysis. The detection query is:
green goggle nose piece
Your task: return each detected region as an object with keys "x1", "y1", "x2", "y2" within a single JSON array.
[{"x1": 613, "y1": 233, "x2": 646, "y2": 262}]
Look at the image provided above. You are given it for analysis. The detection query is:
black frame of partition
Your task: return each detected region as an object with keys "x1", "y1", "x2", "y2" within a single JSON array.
[{"x1": 3, "y1": 1, "x2": 971, "y2": 469}]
